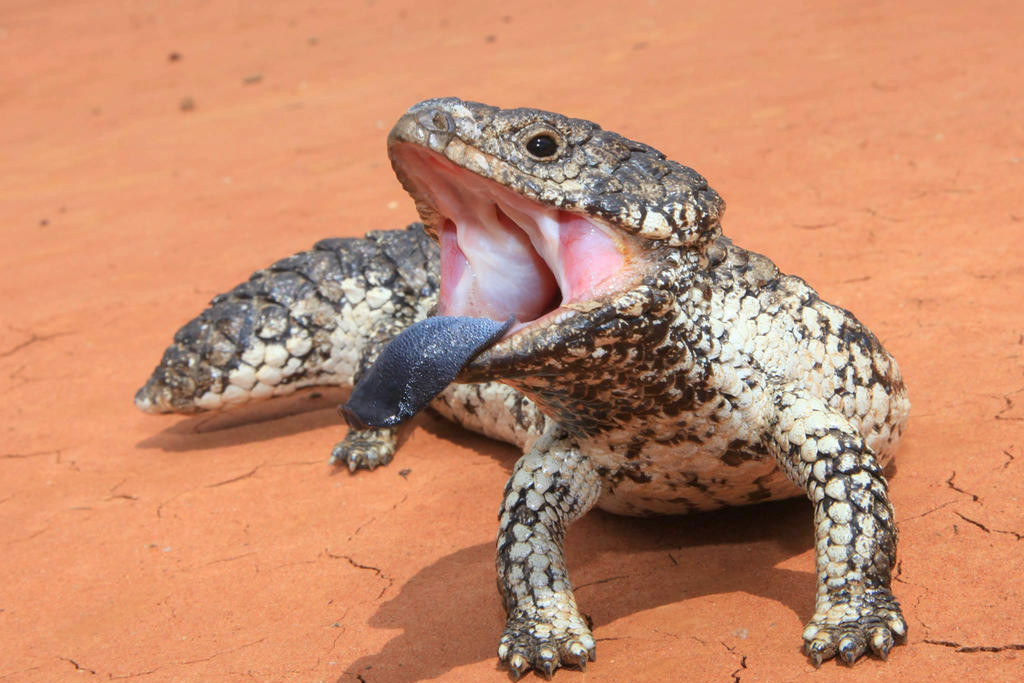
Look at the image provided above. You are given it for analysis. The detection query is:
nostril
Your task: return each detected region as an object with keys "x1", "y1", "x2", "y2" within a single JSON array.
[{"x1": 417, "y1": 108, "x2": 454, "y2": 134}]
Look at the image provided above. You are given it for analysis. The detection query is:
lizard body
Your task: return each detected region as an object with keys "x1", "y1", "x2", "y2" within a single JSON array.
[{"x1": 137, "y1": 98, "x2": 909, "y2": 677}]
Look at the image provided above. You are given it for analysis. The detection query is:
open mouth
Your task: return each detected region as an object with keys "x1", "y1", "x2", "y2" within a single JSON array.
[
  {"x1": 390, "y1": 144, "x2": 637, "y2": 337},
  {"x1": 343, "y1": 141, "x2": 652, "y2": 428}
]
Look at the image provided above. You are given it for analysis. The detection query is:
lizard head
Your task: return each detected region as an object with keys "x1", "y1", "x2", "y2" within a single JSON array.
[{"x1": 387, "y1": 97, "x2": 724, "y2": 381}]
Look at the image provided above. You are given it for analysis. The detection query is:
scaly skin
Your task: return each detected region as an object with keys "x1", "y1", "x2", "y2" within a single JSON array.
[{"x1": 137, "y1": 97, "x2": 910, "y2": 678}]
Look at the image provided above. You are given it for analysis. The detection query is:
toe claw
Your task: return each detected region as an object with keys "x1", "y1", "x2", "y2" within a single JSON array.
[
  {"x1": 870, "y1": 627, "x2": 895, "y2": 660},
  {"x1": 567, "y1": 642, "x2": 589, "y2": 671},
  {"x1": 805, "y1": 640, "x2": 833, "y2": 668},
  {"x1": 507, "y1": 653, "x2": 528, "y2": 681},
  {"x1": 889, "y1": 615, "x2": 908, "y2": 640},
  {"x1": 838, "y1": 634, "x2": 866, "y2": 665}
]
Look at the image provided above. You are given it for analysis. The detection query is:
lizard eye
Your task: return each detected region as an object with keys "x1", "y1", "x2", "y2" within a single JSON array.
[{"x1": 525, "y1": 133, "x2": 560, "y2": 159}]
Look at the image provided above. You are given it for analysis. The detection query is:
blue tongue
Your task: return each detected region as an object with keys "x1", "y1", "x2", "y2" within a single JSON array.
[{"x1": 341, "y1": 315, "x2": 514, "y2": 428}]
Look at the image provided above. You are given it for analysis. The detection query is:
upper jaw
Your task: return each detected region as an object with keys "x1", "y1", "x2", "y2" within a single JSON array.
[{"x1": 388, "y1": 140, "x2": 651, "y2": 364}]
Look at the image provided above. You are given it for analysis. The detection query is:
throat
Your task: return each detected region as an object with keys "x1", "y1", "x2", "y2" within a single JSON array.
[
  {"x1": 436, "y1": 198, "x2": 633, "y2": 328},
  {"x1": 438, "y1": 219, "x2": 560, "y2": 322}
]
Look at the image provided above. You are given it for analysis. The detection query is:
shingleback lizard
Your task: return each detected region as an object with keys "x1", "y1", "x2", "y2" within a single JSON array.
[{"x1": 136, "y1": 97, "x2": 910, "y2": 678}]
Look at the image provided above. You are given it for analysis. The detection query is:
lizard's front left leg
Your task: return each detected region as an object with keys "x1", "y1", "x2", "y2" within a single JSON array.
[
  {"x1": 330, "y1": 340, "x2": 404, "y2": 471},
  {"x1": 769, "y1": 387, "x2": 907, "y2": 665},
  {"x1": 496, "y1": 429, "x2": 602, "y2": 680},
  {"x1": 329, "y1": 426, "x2": 398, "y2": 471}
]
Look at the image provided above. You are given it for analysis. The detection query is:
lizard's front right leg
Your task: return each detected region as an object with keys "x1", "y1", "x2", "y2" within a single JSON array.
[{"x1": 496, "y1": 429, "x2": 602, "y2": 680}]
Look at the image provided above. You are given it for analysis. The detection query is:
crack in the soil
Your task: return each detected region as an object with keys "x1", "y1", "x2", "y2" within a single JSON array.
[
  {"x1": 1002, "y1": 447, "x2": 1017, "y2": 469},
  {"x1": 913, "y1": 593, "x2": 931, "y2": 631},
  {"x1": 325, "y1": 550, "x2": 394, "y2": 599},
  {"x1": 206, "y1": 464, "x2": 264, "y2": 488},
  {"x1": 575, "y1": 574, "x2": 630, "y2": 591},
  {"x1": 155, "y1": 490, "x2": 186, "y2": 518},
  {"x1": 899, "y1": 499, "x2": 955, "y2": 523},
  {"x1": 58, "y1": 657, "x2": 96, "y2": 675},
  {"x1": 108, "y1": 666, "x2": 161, "y2": 679},
  {"x1": 924, "y1": 639, "x2": 1024, "y2": 653},
  {"x1": 651, "y1": 627, "x2": 703, "y2": 643},
  {"x1": 720, "y1": 641, "x2": 748, "y2": 683},
  {"x1": 0, "y1": 666, "x2": 42, "y2": 680},
  {"x1": 204, "y1": 551, "x2": 258, "y2": 567},
  {"x1": 1, "y1": 449, "x2": 60, "y2": 460},
  {"x1": 157, "y1": 463, "x2": 271, "y2": 516},
  {"x1": 945, "y1": 471, "x2": 980, "y2": 501},
  {"x1": 8, "y1": 524, "x2": 51, "y2": 544},
  {"x1": 994, "y1": 387, "x2": 1024, "y2": 421},
  {"x1": 106, "y1": 477, "x2": 138, "y2": 502},
  {"x1": 346, "y1": 495, "x2": 408, "y2": 542},
  {"x1": 0, "y1": 330, "x2": 72, "y2": 359},
  {"x1": 954, "y1": 511, "x2": 1024, "y2": 540},
  {"x1": 179, "y1": 637, "x2": 267, "y2": 666},
  {"x1": 893, "y1": 559, "x2": 906, "y2": 584},
  {"x1": 731, "y1": 656, "x2": 749, "y2": 683}
]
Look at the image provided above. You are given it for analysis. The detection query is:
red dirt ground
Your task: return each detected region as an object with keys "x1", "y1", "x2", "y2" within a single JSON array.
[{"x1": 2, "y1": 1, "x2": 1022, "y2": 681}]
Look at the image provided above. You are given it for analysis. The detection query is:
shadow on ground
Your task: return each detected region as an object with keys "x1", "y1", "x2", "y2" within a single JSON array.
[
  {"x1": 131, "y1": 389, "x2": 890, "y2": 683},
  {"x1": 340, "y1": 497, "x2": 813, "y2": 683},
  {"x1": 135, "y1": 388, "x2": 349, "y2": 451}
]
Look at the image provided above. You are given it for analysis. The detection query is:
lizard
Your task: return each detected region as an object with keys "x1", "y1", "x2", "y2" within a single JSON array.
[{"x1": 136, "y1": 97, "x2": 911, "y2": 679}]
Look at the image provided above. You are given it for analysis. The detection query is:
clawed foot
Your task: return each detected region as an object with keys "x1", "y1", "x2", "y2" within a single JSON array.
[
  {"x1": 498, "y1": 613, "x2": 595, "y2": 680},
  {"x1": 802, "y1": 588, "x2": 907, "y2": 665},
  {"x1": 329, "y1": 427, "x2": 397, "y2": 471}
]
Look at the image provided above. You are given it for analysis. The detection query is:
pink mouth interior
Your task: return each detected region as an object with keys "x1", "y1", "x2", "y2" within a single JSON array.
[{"x1": 392, "y1": 144, "x2": 631, "y2": 331}]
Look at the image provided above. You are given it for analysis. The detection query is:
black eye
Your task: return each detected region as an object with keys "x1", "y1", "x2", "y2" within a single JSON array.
[{"x1": 526, "y1": 133, "x2": 559, "y2": 158}]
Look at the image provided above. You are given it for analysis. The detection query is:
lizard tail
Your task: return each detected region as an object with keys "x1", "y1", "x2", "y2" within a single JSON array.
[{"x1": 135, "y1": 224, "x2": 439, "y2": 414}]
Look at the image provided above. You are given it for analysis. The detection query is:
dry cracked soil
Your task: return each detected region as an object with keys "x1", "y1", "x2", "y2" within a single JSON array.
[{"x1": 1, "y1": 1, "x2": 1022, "y2": 681}]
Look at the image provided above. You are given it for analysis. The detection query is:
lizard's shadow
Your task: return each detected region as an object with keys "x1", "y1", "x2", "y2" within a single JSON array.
[
  {"x1": 134, "y1": 395, "x2": 833, "y2": 682},
  {"x1": 134, "y1": 388, "x2": 349, "y2": 452},
  {"x1": 340, "y1": 422, "x2": 817, "y2": 683}
]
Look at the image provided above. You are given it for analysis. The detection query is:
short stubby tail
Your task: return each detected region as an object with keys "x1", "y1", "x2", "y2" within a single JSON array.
[{"x1": 135, "y1": 224, "x2": 439, "y2": 414}]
